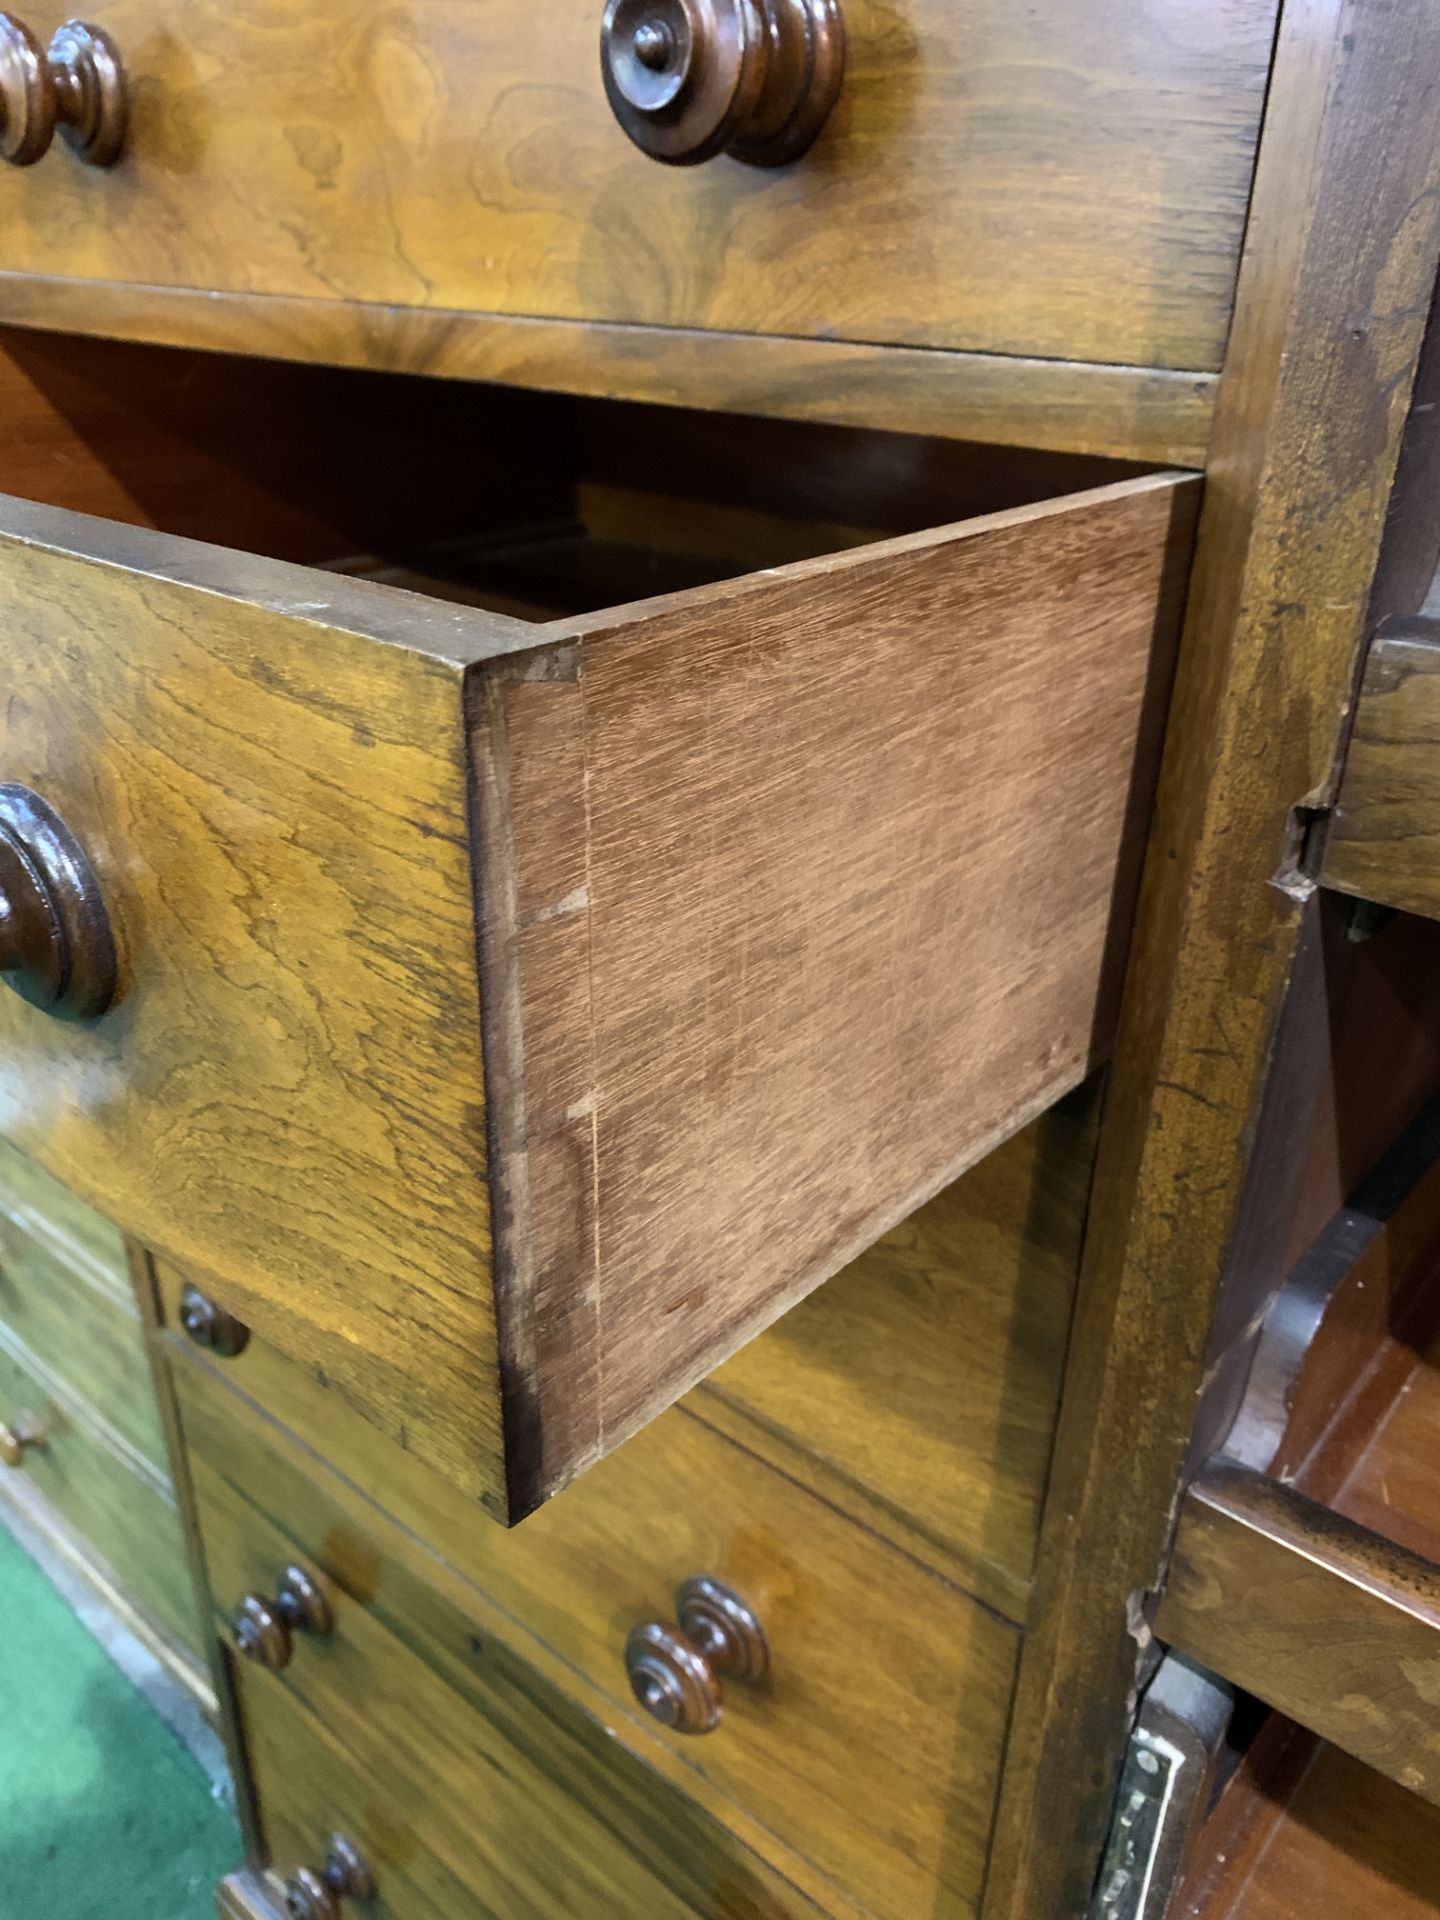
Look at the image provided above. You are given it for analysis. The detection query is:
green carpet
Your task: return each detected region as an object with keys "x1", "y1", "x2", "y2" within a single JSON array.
[{"x1": 0, "y1": 1525, "x2": 241, "y2": 1919}]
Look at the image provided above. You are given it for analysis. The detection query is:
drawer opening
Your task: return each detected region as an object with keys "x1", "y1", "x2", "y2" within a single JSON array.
[
  {"x1": 0, "y1": 327, "x2": 1156, "y2": 619},
  {"x1": 0, "y1": 321, "x2": 1199, "y2": 1522}
]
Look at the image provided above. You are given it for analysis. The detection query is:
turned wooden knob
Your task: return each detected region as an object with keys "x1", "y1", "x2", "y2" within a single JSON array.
[
  {"x1": 179, "y1": 1283, "x2": 251, "y2": 1359},
  {"x1": 0, "y1": 13, "x2": 127, "y2": 167},
  {"x1": 625, "y1": 1576, "x2": 767, "y2": 1734},
  {"x1": 0, "y1": 785, "x2": 117, "y2": 1019},
  {"x1": 283, "y1": 1836, "x2": 375, "y2": 1920},
  {"x1": 0, "y1": 1412, "x2": 43, "y2": 1468},
  {"x1": 600, "y1": 0, "x2": 844, "y2": 167},
  {"x1": 232, "y1": 1565, "x2": 333, "y2": 1671}
]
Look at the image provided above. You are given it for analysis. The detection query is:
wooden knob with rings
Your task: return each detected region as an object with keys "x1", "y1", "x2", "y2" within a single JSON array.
[{"x1": 0, "y1": 14, "x2": 127, "y2": 167}]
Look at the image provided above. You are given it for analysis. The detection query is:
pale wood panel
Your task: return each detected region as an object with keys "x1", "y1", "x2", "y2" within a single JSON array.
[
  {"x1": 0, "y1": 499, "x2": 516, "y2": 1509},
  {"x1": 0, "y1": 277, "x2": 1218, "y2": 467},
  {"x1": 0, "y1": 1213, "x2": 167, "y2": 1470},
  {"x1": 0, "y1": 468, "x2": 1189, "y2": 1520},
  {"x1": 175, "y1": 1346, "x2": 1015, "y2": 1920},
  {"x1": 480, "y1": 477, "x2": 1197, "y2": 1503},
  {"x1": 0, "y1": 0, "x2": 1275, "y2": 370},
  {"x1": 0, "y1": 1134, "x2": 129, "y2": 1295},
  {"x1": 1324, "y1": 622, "x2": 1440, "y2": 918},
  {"x1": 0, "y1": 1340, "x2": 201, "y2": 1657}
]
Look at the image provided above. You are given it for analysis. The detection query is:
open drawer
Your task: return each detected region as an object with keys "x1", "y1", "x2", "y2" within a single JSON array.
[{"x1": 0, "y1": 332, "x2": 1198, "y2": 1519}]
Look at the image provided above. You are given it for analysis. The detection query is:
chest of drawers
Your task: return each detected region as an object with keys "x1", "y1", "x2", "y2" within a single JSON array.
[{"x1": 3, "y1": 3, "x2": 1438, "y2": 1917}]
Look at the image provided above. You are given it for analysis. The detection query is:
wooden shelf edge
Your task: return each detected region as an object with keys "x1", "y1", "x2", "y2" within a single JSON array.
[
  {"x1": 0, "y1": 272, "x2": 1216, "y2": 467},
  {"x1": 1157, "y1": 1458, "x2": 1440, "y2": 1806}
]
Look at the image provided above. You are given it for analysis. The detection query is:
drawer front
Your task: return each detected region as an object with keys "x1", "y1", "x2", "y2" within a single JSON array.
[
  {"x1": 238, "y1": 1657, "x2": 829, "y2": 1920},
  {"x1": 0, "y1": 1339, "x2": 200, "y2": 1656},
  {"x1": 184, "y1": 1373, "x2": 845, "y2": 1920},
  {"x1": 0, "y1": 1, "x2": 1275, "y2": 372},
  {"x1": 0, "y1": 475, "x2": 1193, "y2": 1520},
  {"x1": 0, "y1": 1205, "x2": 167, "y2": 1472},
  {"x1": 175, "y1": 1344, "x2": 1016, "y2": 1920},
  {"x1": 0, "y1": 1133, "x2": 130, "y2": 1286}
]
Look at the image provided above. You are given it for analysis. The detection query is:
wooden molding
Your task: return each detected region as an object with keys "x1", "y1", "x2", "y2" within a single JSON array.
[
  {"x1": 1157, "y1": 1460, "x2": 1440, "y2": 1807},
  {"x1": 0, "y1": 274, "x2": 1216, "y2": 467},
  {"x1": 983, "y1": 2, "x2": 1440, "y2": 1911}
]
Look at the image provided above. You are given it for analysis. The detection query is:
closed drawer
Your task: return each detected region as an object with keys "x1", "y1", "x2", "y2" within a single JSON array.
[
  {"x1": 183, "y1": 1361, "x2": 872, "y2": 1920},
  {"x1": 0, "y1": 2, "x2": 1274, "y2": 373},
  {"x1": 0, "y1": 361, "x2": 1196, "y2": 1521},
  {"x1": 0, "y1": 1132, "x2": 130, "y2": 1286},
  {"x1": 238, "y1": 1670, "x2": 834, "y2": 1920},
  {"x1": 0, "y1": 1338, "x2": 200, "y2": 1656},
  {"x1": 175, "y1": 1342, "x2": 1016, "y2": 1920},
  {"x1": 0, "y1": 1195, "x2": 167, "y2": 1473}
]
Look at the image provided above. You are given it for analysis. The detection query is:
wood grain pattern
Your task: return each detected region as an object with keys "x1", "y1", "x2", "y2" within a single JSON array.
[
  {"x1": 1181, "y1": 1739, "x2": 1440, "y2": 1920},
  {"x1": 151, "y1": 1083, "x2": 1094, "y2": 1625},
  {"x1": 174, "y1": 1340, "x2": 1014, "y2": 1920},
  {"x1": 0, "y1": 277, "x2": 1218, "y2": 467},
  {"x1": 132, "y1": 1243, "x2": 266, "y2": 1861},
  {"x1": 699, "y1": 1080, "x2": 1100, "y2": 1620},
  {"x1": 238, "y1": 1650, "x2": 832, "y2": 1920},
  {"x1": 1324, "y1": 621, "x2": 1440, "y2": 918},
  {"x1": 161, "y1": 1269, "x2": 865, "y2": 1920},
  {"x1": 0, "y1": 462, "x2": 1190, "y2": 1518},
  {"x1": 478, "y1": 476, "x2": 1195, "y2": 1508},
  {"x1": 0, "y1": 498, "x2": 519, "y2": 1508},
  {"x1": 982, "y1": 4, "x2": 1440, "y2": 1910},
  {"x1": 0, "y1": 0, "x2": 1275, "y2": 372},
  {"x1": 1157, "y1": 1460, "x2": 1440, "y2": 1807}
]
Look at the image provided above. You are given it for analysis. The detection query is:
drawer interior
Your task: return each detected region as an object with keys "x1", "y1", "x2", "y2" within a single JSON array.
[{"x1": 0, "y1": 325, "x2": 1151, "y2": 609}]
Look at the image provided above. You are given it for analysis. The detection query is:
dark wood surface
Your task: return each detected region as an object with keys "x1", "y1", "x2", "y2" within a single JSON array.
[
  {"x1": 982, "y1": 3, "x2": 1440, "y2": 1912},
  {"x1": 1177, "y1": 1731, "x2": 1440, "y2": 1919},
  {"x1": 0, "y1": 0, "x2": 1275, "y2": 372}
]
